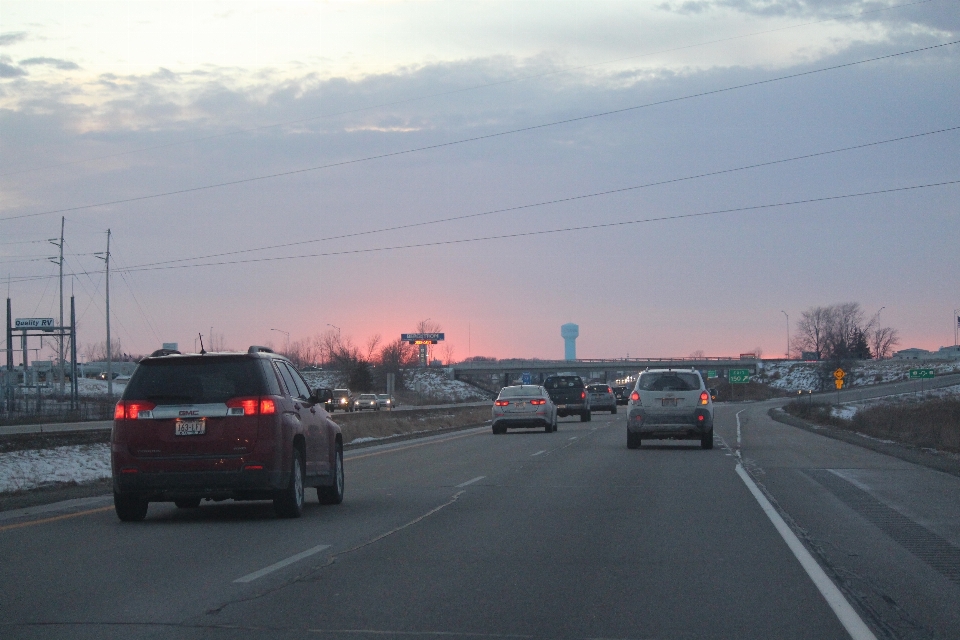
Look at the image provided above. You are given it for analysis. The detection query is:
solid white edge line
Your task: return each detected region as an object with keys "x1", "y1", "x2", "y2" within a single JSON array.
[
  {"x1": 456, "y1": 476, "x2": 486, "y2": 488},
  {"x1": 531, "y1": 450, "x2": 546, "y2": 457},
  {"x1": 233, "y1": 544, "x2": 331, "y2": 583},
  {"x1": 734, "y1": 466, "x2": 876, "y2": 640}
]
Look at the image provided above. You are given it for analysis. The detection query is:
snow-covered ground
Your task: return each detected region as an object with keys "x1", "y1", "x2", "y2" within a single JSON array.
[
  {"x1": 0, "y1": 444, "x2": 110, "y2": 493},
  {"x1": 76, "y1": 377, "x2": 128, "y2": 396},
  {"x1": 763, "y1": 360, "x2": 960, "y2": 392},
  {"x1": 301, "y1": 367, "x2": 488, "y2": 403}
]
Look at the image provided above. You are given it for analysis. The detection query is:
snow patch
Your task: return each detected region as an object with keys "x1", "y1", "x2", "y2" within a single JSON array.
[{"x1": 0, "y1": 444, "x2": 111, "y2": 493}]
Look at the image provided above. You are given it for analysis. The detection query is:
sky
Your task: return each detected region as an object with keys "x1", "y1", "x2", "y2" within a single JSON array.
[{"x1": 1, "y1": 0, "x2": 958, "y2": 364}]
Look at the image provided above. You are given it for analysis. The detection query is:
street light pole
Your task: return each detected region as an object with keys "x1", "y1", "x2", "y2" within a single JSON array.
[
  {"x1": 270, "y1": 328, "x2": 290, "y2": 352},
  {"x1": 781, "y1": 310, "x2": 789, "y2": 359}
]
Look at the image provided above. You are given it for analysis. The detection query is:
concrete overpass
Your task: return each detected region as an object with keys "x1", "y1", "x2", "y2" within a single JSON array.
[{"x1": 452, "y1": 357, "x2": 760, "y2": 394}]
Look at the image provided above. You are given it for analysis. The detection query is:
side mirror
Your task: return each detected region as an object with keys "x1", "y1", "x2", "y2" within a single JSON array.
[{"x1": 313, "y1": 388, "x2": 333, "y2": 404}]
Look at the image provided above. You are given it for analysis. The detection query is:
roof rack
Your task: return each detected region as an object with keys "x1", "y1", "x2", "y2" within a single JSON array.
[
  {"x1": 248, "y1": 345, "x2": 275, "y2": 354},
  {"x1": 149, "y1": 348, "x2": 181, "y2": 357}
]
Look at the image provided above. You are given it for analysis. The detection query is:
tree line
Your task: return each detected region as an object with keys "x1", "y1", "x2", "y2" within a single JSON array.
[{"x1": 792, "y1": 302, "x2": 900, "y2": 361}]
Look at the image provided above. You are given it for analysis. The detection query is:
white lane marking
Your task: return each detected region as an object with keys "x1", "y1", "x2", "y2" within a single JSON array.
[
  {"x1": 531, "y1": 450, "x2": 546, "y2": 457},
  {"x1": 568, "y1": 437, "x2": 578, "y2": 440},
  {"x1": 735, "y1": 465, "x2": 876, "y2": 640},
  {"x1": 234, "y1": 544, "x2": 331, "y2": 583},
  {"x1": 456, "y1": 476, "x2": 486, "y2": 488}
]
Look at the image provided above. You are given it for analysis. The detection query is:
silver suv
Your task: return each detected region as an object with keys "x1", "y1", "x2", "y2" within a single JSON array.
[{"x1": 626, "y1": 369, "x2": 713, "y2": 449}]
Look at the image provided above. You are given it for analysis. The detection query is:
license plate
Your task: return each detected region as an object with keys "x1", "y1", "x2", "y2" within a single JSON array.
[
  {"x1": 175, "y1": 419, "x2": 206, "y2": 436},
  {"x1": 661, "y1": 398, "x2": 677, "y2": 407}
]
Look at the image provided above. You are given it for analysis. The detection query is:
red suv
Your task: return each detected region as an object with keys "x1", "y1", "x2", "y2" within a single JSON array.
[{"x1": 111, "y1": 346, "x2": 344, "y2": 521}]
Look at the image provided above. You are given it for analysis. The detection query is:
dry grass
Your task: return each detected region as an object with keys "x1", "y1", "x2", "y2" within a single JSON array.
[{"x1": 784, "y1": 398, "x2": 960, "y2": 452}]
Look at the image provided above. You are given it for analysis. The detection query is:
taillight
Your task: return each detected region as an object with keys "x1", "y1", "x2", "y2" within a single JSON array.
[
  {"x1": 606, "y1": 387, "x2": 612, "y2": 394},
  {"x1": 699, "y1": 391, "x2": 709, "y2": 405},
  {"x1": 581, "y1": 391, "x2": 586, "y2": 399},
  {"x1": 530, "y1": 399, "x2": 546, "y2": 405},
  {"x1": 114, "y1": 400, "x2": 156, "y2": 420},
  {"x1": 226, "y1": 396, "x2": 276, "y2": 415},
  {"x1": 495, "y1": 400, "x2": 510, "y2": 407},
  {"x1": 630, "y1": 391, "x2": 640, "y2": 402}
]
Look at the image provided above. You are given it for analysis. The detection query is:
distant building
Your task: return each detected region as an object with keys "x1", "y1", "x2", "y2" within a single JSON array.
[{"x1": 893, "y1": 346, "x2": 960, "y2": 361}]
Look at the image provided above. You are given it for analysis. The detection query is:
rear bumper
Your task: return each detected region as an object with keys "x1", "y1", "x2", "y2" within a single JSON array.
[
  {"x1": 555, "y1": 403, "x2": 587, "y2": 416},
  {"x1": 627, "y1": 408, "x2": 713, "y2": 438},
  {"x1": 492, "y1": 416, "x2": 551, "y2": 430},
  {"x1": 113, "y1": 468, "x2": 287, "y2": 501}
]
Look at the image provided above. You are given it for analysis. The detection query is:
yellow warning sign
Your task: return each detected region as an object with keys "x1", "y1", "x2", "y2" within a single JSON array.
[{"x1": 833, "y1": 368, "x2": 845, "y2": 379}]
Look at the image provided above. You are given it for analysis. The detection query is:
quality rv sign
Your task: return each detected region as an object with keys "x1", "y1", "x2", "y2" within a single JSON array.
[{"x1": 15, "y1": 318, "x2": 56, "y2": 331}]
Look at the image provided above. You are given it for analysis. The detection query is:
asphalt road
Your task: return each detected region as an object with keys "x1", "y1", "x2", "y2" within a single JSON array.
[{"x1": 1, "y1": 401, "x2": 959, "y2": 639}]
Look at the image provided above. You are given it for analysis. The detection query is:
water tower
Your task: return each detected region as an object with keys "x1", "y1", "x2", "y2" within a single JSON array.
[{"x1": 561, "y1": 323, "x2": 579, "y2": 361}]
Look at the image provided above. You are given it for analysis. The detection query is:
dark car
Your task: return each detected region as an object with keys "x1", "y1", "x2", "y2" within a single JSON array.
[
  {"x1": 331, "y1": 388, "x2": 353, "y2": 412},
  {"x1": 612, "y1": 385, "x2": 629, "y2": 405},
  {"x1": 111, "y1": 346, "x2": 344, "y2": 521},
  {"x1": 543, "y1": 374, "x2": 590, "y2": 421}
]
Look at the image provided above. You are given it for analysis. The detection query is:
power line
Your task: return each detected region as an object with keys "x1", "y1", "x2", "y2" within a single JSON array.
[
  {"x1": 110, "y1": 178, "x2": 957, "y2": 272},
  {"x1": 124, "y1": 124, "x2": 960, "y2": 270},
  {"x1": 0, "y1": 0, "x2": 936, "y2": 180},
  {"x1": 3, "y1": 39, "x2": 956, "y2": 224}
]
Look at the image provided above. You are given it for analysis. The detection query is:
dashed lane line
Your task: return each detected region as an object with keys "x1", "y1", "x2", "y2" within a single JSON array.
[
  {"x1": 234, "y1": 545, "x2": 331, "y2": 583},
  {"x1": 456, "y1": 476, "x2": 486, "y2": 488},
  {"x1": 347, "y1": 430, "x2": 485, "y2": 461},
  {"x1": 531, "y1": 450, "x2": 546, "y2": 457}
]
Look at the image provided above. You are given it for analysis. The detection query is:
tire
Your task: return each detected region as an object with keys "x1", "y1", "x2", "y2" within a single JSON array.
[
  {"x1": 581, "y1": 410, "x2": 591, "y2": 422},
  {"x1": 492, "y1": 424, "x2": 505, "y2": 435},
  {"x1": 174, "y1": 498, "x2": 201, "y2": 509},
  {"x1": 114, "y1": 492, "x2": 148, "y2": 522},
  {"x1": 318, "y1": 442, "x2": 345, "y2": 505},
  {"x1": 611, "y1": 406, "x2": 617, "y2": 415},
  {"x1": 627, "y1": 431, "x2": 641, "y2": 449},
  {"x1": 701, "y1": 428, "x2": 714, "y2": 450},
  {"x1": 552, "y1": 414, "x2": 558, "y2": 432},
  {"x1": 274, "y1": 448, "x2": 305, "y2": 518},
  {"x1": 544, "y1": 422, "x2": 551, "y2": 433}
]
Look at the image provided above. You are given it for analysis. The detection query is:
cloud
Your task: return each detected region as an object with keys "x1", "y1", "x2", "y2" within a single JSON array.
[
  {"x1": 20, "y1": 57, "x2": 80, "y2": 71},
  {"x1": 0, "y1": 32, "x2": 27, "y2": 47},
  {"x1": 0, "y1": 62, "x2": 26, "y2": 78}
]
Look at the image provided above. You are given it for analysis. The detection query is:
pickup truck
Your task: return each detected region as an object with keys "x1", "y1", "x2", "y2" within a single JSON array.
[{"x1": 543, "y1": 374, "x2": 591, "y2": 422}]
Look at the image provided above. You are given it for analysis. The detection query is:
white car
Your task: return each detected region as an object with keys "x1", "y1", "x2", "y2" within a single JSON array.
[
  {"x1": 626, "y1": 369, "x2": 714, "y2": 449},
  {"x1": 353, "y1": 393, "x2": 380, "y2": 411},
  {"x1": 492, "y1": 385, "x2": 558, "y2": 434}
]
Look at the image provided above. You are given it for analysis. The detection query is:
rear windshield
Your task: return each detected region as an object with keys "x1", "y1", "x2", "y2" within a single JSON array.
[
  {"x1": 636, "y1": 372, "x2": 701, "y2": 392},
  {"x1": 499, "y1": 385, "x2": 543, "y2": 398},
  {"x1": 544, "y1": 376, "x2": 583, "y2": 390},
  {"x1": 359, "y1": 394, "x2": 376, "y2": 400},
  {"x1": 587, "y1": 385, "x2": 610, "y2": 392},
  {"x1": 124, "y1": 357, "x2": 266, "y2": 404}
]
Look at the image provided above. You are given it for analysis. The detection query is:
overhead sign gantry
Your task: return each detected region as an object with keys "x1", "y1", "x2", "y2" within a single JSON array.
[{"x1": 401, "y1": 333, "x2": 445, "y2": 367}]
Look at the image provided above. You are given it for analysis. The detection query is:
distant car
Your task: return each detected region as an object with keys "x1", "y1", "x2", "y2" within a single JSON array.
[
  {"x1": 543, "y1": 374, "x2": 590, "y2": 421},
  {"x1": 376, "y1": 394, "x2": 397, "y2": 410},
  {"x1": 612, "y1": 385, "x2": 629, "y2": 405},
  {"x1": 354, "y1": 393, "x2": 379, "y2": 411},
  {"x1": 96, "y1": 371, "x2": 121, "y2": 380},
  {"x1": 587, "y1": 384, "x2": 617, "y2": 414},
  {"x1": 331, "y1": 388, "x2": 353, "y2": 412},
  {"x1": 111, "y1": 346, "x2": 344, "y2": 522},
  {"x1": 492, "y1": 385, "x2": 558, "y2": 434},
  {"x1": 626, "y1": 369, "x2": 714, "y2": 450},
  {"x1": 709, "y1": 388, "x2": 718, "y2": 402}
]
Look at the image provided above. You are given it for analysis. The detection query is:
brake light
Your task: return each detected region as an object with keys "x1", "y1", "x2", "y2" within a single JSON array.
[
  {"x1": 495, "y1": 400, "x2": 510, "y2": 407},
  {"x1": 630, "y1": 391, "x2": 640, "y2": 403},
  {"x1": 530, "y1": 399, "x2": 546, "y2": 405},
  {"x1": 114, "y1": 400, "x2": 156, "y2": 420},
  {"x1": 581, "y1": 391, "x2": 586, "y2": 399},
  {"x1": 226, "y1": 396, "x2": 276, "y2": 415},
  {"x1": 607, "y1": 387, "x2": 612, "y2": 394},
  {"x1": 244, "y1": 464, "x2": 264, "y2": 471},
  {"x1": 698, "y1": 414, "x2": 705, "y2": 422},
  {"x1": 699, "y1": 391, "x2": 709, "y2": 405}
]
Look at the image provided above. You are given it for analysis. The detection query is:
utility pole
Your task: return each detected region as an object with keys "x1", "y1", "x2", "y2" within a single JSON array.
[
  {"x1": 48, "y1": 217, "x2": 65, "y2": 396},
  {"x1": 781, "y1": 310, "x2": 789, "y2": 359},
  {"x1": 95, "y1": 230, "x2": 113, "y2": 398}
]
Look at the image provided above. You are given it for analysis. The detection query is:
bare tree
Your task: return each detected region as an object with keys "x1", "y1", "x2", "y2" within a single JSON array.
[
  {"x1": 871, "y1": 326, "x2": 901, "y2": 360},
  {"x1": 82, "y1": 338, "x2": 122, "y2": 362},
  {"x1": 442, "y1": 343, "x2": 457, "y2": 365},
  {"x1": 752, "y1": 346, "x2": 764, "y2": 360},
  {"x1": 365, "y1": 334, "x2": 382, "y2": 361},
  {"x1": 793, "y1": 306, "x2": 832, "y2": 359},
  {"x1": 416, "y1": 319, "x2": 442, "y2": 334},
  {"x1": 209, "y1": 332, "x2": 228, "y2": 352},
  {"x1": 689, "y1": 349, "x2": 705, "y2": 358}
]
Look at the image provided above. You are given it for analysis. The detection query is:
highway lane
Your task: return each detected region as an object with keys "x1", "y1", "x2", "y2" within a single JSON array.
[{"x1": 0, "y1": 404, "x2": 954, "y2": 638}]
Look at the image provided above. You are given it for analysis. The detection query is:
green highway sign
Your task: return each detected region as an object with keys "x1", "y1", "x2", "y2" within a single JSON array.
[
  {"x1": 909, "y1": 368, "x2": 935, "y2": 380},
  {"x1": 729, "y1": 369, "x2": 751, "y2": 384},
  {"x1": 707, "y1": 370, "x2": 717, "y2": 379}
]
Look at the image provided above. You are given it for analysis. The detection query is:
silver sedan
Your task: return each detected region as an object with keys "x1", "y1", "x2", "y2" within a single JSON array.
[{"x1": 492, "y1": 385, "x2": 558, "y2": 434}]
